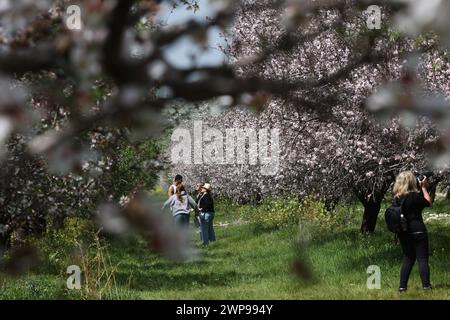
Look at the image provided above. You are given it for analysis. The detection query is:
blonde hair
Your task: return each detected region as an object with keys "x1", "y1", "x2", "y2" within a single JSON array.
[{"x1": 393, "y1": 171, "x2": 419, "y2": 199}]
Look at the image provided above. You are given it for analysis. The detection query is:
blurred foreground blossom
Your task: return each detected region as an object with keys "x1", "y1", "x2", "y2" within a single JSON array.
[
  {"x1": 0, "y1": 115, "x2": 12, "y2": 156},
  {"x1": 97, "y1": 192, "x2": 198, "y2": 261},
  {"x1": 367, "y1": 82, "x2": 449, "y2": 124},
  {"x1": 291, "y1": 224, "x2": 313, "y2": 281},
  {"x1": 0, "y1": 77, "x2": 28, "y2": 157},
  {"x1": 395, "y1": 0, "x2": 450, "y2": 49},
  {"x1": 366, "y1": 55, "x2": 450, "y2": 169},
  {"x1": 0, "y1": 0, "x2": 53, "y2": 36}
]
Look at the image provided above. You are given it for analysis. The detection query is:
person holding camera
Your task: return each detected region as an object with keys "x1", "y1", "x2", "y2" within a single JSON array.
[{"x1": 392, "y1": 171, "x2": 433, "y2": 292}]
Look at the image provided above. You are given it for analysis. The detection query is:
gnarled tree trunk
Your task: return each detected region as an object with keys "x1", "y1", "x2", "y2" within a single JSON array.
[
  {"x1": 360, "y1": 198, "x2": 382, "y2": 234},
  {"x1": 0, "y1": 231, "x2": 10, "y2": 259},
  {"x1": 428, "y1": 177, "x2": 440, "y2": 202},
  {"x1": 354, "y1": 178, "x2": 393, "y2": 234}
]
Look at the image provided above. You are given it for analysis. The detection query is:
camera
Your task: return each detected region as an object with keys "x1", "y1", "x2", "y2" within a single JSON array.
[
  {"x1": 414, "y1": 171, "x2": 435, "y2": 194},
  {"x1": 415, "y1": 171, "x2": 434, "y2": 182}
]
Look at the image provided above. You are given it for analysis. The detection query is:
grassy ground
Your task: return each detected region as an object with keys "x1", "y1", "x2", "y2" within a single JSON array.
[{"x1": 1, "y1": 198, "x2": 450, "y2": 299}]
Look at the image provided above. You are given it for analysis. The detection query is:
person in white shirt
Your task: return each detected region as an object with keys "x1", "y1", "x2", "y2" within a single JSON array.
[{"x1": 167, "y1": 174, "x2": 183, "y2": 197}]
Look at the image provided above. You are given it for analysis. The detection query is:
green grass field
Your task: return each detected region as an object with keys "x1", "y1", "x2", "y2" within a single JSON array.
[{"x1": 1, "y1": 198, "x2": 450, "y2": 300}]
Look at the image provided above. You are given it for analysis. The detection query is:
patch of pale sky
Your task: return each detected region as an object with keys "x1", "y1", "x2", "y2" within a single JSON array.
[{"x1": 156, "y1": 0, "x2": 229, "y2": 69}]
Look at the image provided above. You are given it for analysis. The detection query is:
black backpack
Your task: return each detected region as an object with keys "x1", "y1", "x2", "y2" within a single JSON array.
[{"x1": 385, "y1": 197, "x2": 408, "y2": 233}]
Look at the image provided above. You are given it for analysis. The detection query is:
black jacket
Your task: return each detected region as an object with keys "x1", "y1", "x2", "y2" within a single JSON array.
[
  {"x1": 198, "y1": 192, "x2": 214, "y2": 213},
  {"x1": 396, "y1": 191, "x2": 430, "y2": 233}
]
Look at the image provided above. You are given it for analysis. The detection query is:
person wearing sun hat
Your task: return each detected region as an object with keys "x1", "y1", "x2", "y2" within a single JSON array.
[{"x1": 197, "y1": 183, "x2": 216, "y2": 246}]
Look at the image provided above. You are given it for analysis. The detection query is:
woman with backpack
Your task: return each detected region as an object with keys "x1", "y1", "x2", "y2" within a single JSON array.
[
  {"x1": 162, "y1": 184, "x2": 197, "y2": 229},
  {"x1": 392, "y1": 171, "x2": 433, "y2": 292}
]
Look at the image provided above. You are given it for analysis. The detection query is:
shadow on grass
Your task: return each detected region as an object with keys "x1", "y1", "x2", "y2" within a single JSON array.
[
  {"x1": 115, "y1": 268, "x2": 240, "y2": 291},
  {"x1": 105, "y1": 235, "x2": 244, "y2": 292},
  {"x1": 107, "y1": 219, "x2": 450, "y2": 296},
  {"x1": 315, "y1": 225, "x2": 450, "y2": 275},
  {"x1": 432, "y1": 284, "x2": 450, "y2": 290}
]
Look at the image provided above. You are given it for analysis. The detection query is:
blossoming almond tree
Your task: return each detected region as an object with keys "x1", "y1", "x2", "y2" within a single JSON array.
[
  {"x1": 0, "y1": 0, "x2": 450, "y2": 264},
  {"x1": 171, "y1": 0, "x2": 447, "y2": 233}
]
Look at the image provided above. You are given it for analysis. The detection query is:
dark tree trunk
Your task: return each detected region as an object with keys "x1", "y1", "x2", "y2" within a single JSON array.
[
  {"x1": 0, "y1": 232, "x2": 10, "y2": 259},
  {"x1": 324, "y1": 198, "x2": 339, "y2": 211},
  {"x1": 428, "y1": 178, "x2": 440, "y2": 202},
  {"x1": 360, "y1": 198, "x2": 382, "y2": 234},
  {"x1": 354, "y1": 177, "x2": 393, "y2": 235}
]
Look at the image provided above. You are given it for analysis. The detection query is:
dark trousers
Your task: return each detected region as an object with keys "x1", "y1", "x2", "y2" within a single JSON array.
[{"x1": 398, "y1": 232, "x2": 431, "y2": 288}]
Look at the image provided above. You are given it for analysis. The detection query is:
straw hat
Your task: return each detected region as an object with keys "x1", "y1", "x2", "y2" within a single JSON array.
[{"x1": 202, "y1": 183, "x2": 212, "y2": 191}]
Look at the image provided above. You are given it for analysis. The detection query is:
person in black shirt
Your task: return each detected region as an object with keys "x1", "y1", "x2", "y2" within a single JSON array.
[
  {"x1": 197, "y1": 183, "x2": 216, "y2": 246},
  {"x1": 392, "y1": 171, "x2": 433, "y2": 292}
]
